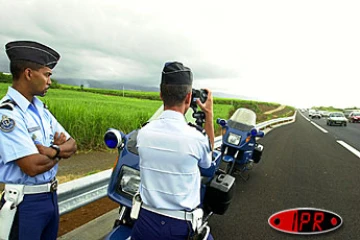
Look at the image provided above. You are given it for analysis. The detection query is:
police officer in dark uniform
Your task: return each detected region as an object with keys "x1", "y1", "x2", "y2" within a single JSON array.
[
  {"x1": 0, "y1": 41, "x2": 77, "y2": 240},
  {"x1": 131, "y1": 62, "x2": 214, "y2": 239}
]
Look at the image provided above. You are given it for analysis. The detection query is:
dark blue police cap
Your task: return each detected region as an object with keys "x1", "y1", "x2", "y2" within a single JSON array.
[
  {"x1": 161, "y1": 61, "x2": 193, "y2": 85},
  {"x1": 5, "y1": 41, "x2": 60, "y2": 69}
]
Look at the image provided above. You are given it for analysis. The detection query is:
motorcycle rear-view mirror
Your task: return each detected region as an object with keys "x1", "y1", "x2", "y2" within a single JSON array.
[
  {"x1": 248, "y1": 128, "x2": 264, "y2": 138},
  {"x1": 216, "y1": 118, "x2": 227, "y2": 127},
  {"x1": 257, "y1": 131, "x2": 265, "y2": 138}
]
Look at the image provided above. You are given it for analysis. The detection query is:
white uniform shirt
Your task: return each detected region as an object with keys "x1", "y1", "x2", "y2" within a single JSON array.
[{"x1": 137, "y1": 110, "x2": 212, "y2": 211}]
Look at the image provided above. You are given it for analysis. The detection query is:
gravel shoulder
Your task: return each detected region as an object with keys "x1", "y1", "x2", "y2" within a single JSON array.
[
  {"x1": 57, "y1": 150, "x2": 117, "y2": 183},
  {"x1": 264, "y1": 105, "x2": 286, "y2": 114}
]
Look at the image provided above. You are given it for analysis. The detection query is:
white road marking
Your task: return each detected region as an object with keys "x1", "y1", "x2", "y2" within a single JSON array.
[
  {"x1": 337, "y1": 140, "x2": 360, "y2": 159},
  {"x1": 298, "y1": 111, "x2": 328, "y2": 132},
  {"x1": 310, "y1": 121, "x2": 328, "y2": 133}
]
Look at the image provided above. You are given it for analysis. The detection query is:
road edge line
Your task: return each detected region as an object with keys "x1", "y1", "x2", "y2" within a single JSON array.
[{"x1": 298, "y1": 111, "x2": 311, "y2": 121}]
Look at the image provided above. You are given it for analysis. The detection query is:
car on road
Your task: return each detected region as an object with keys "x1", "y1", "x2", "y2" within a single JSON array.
[
  {"x1": 327, "y1": 112, "x2": 348, "y2": 126},
  {"x1": 348, "y1": 112, "x2": 360, "y2": 123},
  {"x1": 343, "y1": 109, "x2": 358, "y2": 118},
  {"x1": 319, "y1": 111, "x2": 330, "y2": 117},
  {"x1": 311, "y1": 111, "x2": 322, "y2": 119},
  {"x1": 309, "y1": 109, "x2": 316, "y2": 117}
]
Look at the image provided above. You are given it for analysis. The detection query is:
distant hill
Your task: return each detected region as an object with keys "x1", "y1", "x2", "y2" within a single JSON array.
[
  {"x1": 57, "y1": 78, "x2": 158, "y2": 92},
  {"x1": 0, "y1": 61, "x2": 8, "y2": 73},
  {"x1": 56, "y1": 78, "x2": 255, "y2": 101}
]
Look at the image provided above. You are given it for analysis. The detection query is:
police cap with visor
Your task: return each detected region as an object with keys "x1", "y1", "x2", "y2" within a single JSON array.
[
  {"x1": 161, "y1": 61, "x2": 193, "y2": 85},
  {"x1": 5, "y1": 40, "x2": 60, "y2": 69}
]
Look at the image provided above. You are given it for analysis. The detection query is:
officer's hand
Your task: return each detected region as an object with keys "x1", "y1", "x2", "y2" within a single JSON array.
[
  {"x1": 36, "y1": 144, "x2": 53, "y2": 158},
  {"x1": 53, "y1": 132, "x2": 66, "y2": 145},
  {"x1": 36, "y1": 144, "x2": 58, "y2": 159},
  {"x1": 196, "y1": 88, "x2": 213, "y2": 116},
  {"x1": 36, "y1": 144, "x2": 46, "y2": 155}
]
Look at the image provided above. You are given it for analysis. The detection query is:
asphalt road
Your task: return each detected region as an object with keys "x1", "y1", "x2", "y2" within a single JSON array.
[
  {"x1": 306, "y1": 112, "x2": 360, "y2": 151},
  {"x1": 208, "y1": 112, "x2": 360, "y2": 239}
]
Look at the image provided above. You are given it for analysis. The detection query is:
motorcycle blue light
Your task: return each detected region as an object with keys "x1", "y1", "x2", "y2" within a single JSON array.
[
  {"x1": 250, "y1": 128, "x2": 258, "y2": 137},
  {"x1": 216, "y1": 118, "x2": 227, "y2": 127},
  {"x1": 104, "y1": 133, "x2": 118, "y2": 148},
  {"x1": 104, "y1": 129, "x2": 123, "y2": 149}
]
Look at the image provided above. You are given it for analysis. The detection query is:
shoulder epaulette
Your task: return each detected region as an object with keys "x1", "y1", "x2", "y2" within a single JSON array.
[
  {"x1": 188, "y1": 122, "x2": 206, "y2": 136},
  {"x1": 0, "y1": 99, "x2": 17, "y2": 111}
]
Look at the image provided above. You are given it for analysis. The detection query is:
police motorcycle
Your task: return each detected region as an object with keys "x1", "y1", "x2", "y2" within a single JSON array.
[
  {"x1": 216, "y1": 108, "x2": 264, "y2": 180},
  {"x1": 103, "y1": 89, "x2": 235, "y2": 239}
]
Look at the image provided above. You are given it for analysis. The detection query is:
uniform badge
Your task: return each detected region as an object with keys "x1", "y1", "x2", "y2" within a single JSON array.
[
  {"x1": 32, "y1": 134, "x2": 37, "y2": 141},
  {"x1": 0, "y1": 115, "x2": 16, "y2": 132}
]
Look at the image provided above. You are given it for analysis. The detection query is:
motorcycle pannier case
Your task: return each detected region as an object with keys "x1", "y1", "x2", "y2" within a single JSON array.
[
  {"x1": 203, "y1": 174, "x2": 235, "y2": 215},
  {"x1": 252, "y1": 144, "x2": 263, "y2": 163}
]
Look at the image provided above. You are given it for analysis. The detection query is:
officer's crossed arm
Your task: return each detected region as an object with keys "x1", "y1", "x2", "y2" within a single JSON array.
[
  {"x1": 36, "y1": 136, "x2": 77, "y2": 159},
  {"x1": 47, "y1": 112, "x2": 78, "y2": 159},
  {"x1": 53, "y1": 131, "x2": 67, "y2": 145},
  {"x1": 16, "y1": 136, "x2": 76, "y2": 177},
  {"x1": 53, "y1": 137, "x2": 77, "y2": 159},
  {"x1": 16, "y1": 153, "x2": 58, "y2": 177}
]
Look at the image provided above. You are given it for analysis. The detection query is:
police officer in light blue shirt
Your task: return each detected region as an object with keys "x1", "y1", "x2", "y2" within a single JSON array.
[
  {"x1": 131, "y1": 62, "x2": 215, "y2": 240},
  {"x1": 0, "y1": 41, "x2": 77, "y2": 240}
]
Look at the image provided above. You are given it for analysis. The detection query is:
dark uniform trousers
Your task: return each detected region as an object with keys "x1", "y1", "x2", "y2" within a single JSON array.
[
  {"x1": 1, "y1": 191, "x2": 59, "y2": 240},
  {"x1": 131, "y1": 208, "x2": 214, "y2": 240}
]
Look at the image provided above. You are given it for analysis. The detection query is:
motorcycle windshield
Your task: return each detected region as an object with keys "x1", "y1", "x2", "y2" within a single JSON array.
[
  {"x1": 228, "y1": 108, "x2": 256, "y2": 131},
  {"x1": 147, "y1": 104, "x2": 197, "y2": 124},
  {"x1": 126, "y1": 130, "x2": 139, "y2": 155}
]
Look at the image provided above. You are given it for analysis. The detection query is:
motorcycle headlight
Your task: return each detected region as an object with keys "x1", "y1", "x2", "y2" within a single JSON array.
[
  {"x1": 118, "y1": 166, "x2": 140, "y2": 197},
  {"x1": 227, "y1": 133, "x2": 241, "y2": 145}
]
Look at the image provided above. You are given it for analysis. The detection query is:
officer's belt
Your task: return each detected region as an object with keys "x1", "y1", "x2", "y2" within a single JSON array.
[
  {"x1": 6, "y1": 178, "x2": 58, "y2": 195},
  {"x1": 142, "y1": 204, "x2": 204, "y2": 232},
  {"x1": 142, "y1": 204, "x2": 195, "y2": 221}
]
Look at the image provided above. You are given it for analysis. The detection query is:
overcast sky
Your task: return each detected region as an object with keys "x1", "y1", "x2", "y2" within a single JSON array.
[{"x1": 0, "y1": 0, "x2": 359, "y2": 108}]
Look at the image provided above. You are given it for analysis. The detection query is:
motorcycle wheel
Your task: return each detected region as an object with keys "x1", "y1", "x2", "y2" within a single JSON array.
[{"x1": 233, "y1": 164, "x2": 250, "y2": 181}]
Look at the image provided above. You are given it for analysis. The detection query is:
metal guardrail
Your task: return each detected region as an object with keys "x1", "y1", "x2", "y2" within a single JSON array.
[
  {"x1": 58, "y1": 169, "x2": 113, "y2": 215},
  {"x1": 58, "y1": 112, "x2": 296, "y2": 215},
  {"x1": 256, "y1": 114, "x2": 296, "y2": 130}
]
